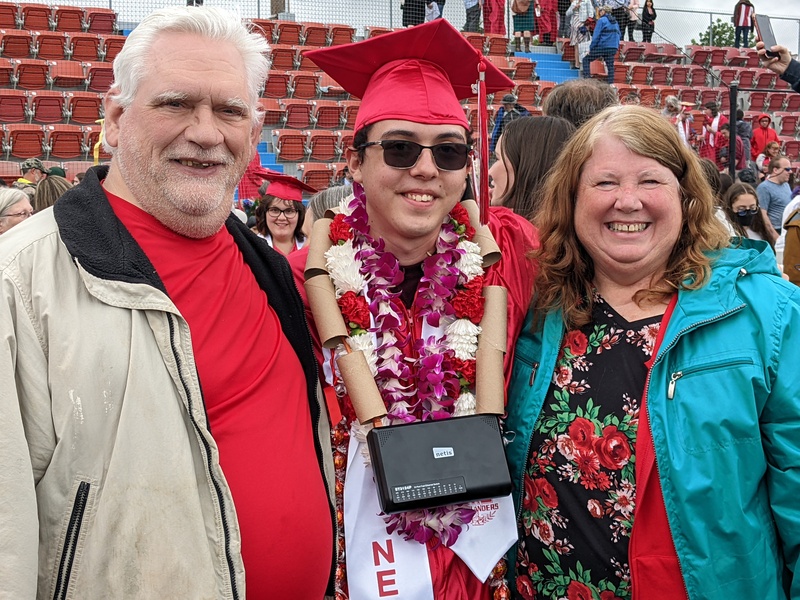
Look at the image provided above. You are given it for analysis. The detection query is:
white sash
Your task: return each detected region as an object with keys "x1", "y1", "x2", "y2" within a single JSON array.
[{"x1": 344, "y1": 426, "x2": 518, "y2": 600}]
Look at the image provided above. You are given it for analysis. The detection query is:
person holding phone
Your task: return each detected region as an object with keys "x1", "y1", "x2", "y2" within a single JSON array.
[{"x1": 757, "y1": 40, "x2": 800, "y2": 94}]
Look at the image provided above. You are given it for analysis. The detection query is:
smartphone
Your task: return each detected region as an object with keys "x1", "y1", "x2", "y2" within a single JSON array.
[{"x1": 755, "y1": 14, "x2": 780, "y2": 58}]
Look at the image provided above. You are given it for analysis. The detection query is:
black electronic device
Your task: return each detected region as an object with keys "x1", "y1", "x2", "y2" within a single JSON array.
[
  {"x1": 367, "y1": 414, "x2": 512, "y2": 514},
  {"x1": 755, "y1": 14, "x2": 780, "y2": 58}
]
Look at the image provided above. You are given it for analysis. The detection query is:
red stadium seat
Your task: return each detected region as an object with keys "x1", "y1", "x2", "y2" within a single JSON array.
[
  {"x1": 329, "y1": 24, "x2": 355, "y2": 46},
  {"x1": 668, "y1": 65, "x2": 689, "y2": 86},
  {"x1": 297, "y1": 162, "x2": 333, "y2": 189},
  {"x1": 84, "y1": 8, "x2": 116, "y2": 35},
  {"x1": 366, "y1": 26, "x2": 395, "y2": 38},
  {"x1": 782, "y1": 140, "x2": 800, "y2": 160},
  {"x1": 785, "y1": 95, "x2": 800, "y2": 112},
  {"x1": 65, "y1": 91, "x2": 102, "y2": 124},
  {"x1": 0, "y1": 159, "x2": 23, "y2": 185},
  {"x1": 0, "y1": 56, "x2": 13, "y2": 85},
  {"x1": 297, "y1": 47, "x2": 319, "y2": 71},
  {"x1": 339, "y1": 100, "x2": 360, "y2": 130},
  {"x1": 83, "y1": 125, "x2": 111, "y2": 159},
  {"x1": 258, "y1": 97, "x2": 285, "y2": 127},
  {"x1": 318, "y1": 73, "x2": 346, "y2": 99},
  {"x1": 29, "y1": 90, "x2": 66, "y2": 123},
  {"x1": 513, "y1": 81, "x2": 536, "y2": 105},
  {"x1": 629, "y1": 64, "x2": 650, "y2": 85},
  {"x1": 300, "y1": 22, "x2": 328, "y2": 47},
  {"x1": 463, "y1": 33, "x2": 486, "y2": 53},
  {"x1": 12, "y1": 58, "x2": 49, "y2": 90},
  {"x1": 747, "y1": 91, "x2": 767, "y2": 111},
  {"x1": 4, "y1": 123, "x2": 45, "y2": 158},
  {"x1": 0, "y1": 89, "x2": 29, "y2": 123},
  {"x1": 753, "y1": 69, "x2": 777, "y2": 89},
  {"x1": 766, "y1": 92, "x2": 787, "y2": 112},
  {"x1": 735, "y1": 69, "x2": 755, "y2": 88},
  {"x1": 336, "y1": 130, "x2": 354, "y2": 155},
  {"x1": 101, "y1": 34, "x2": 125, "y2": 62},
  {"x1": 686, "y1": 45, "x2": 710, "y2": 66},
  {"x1": 18, "y1": 3, "x2": 51, "y2": 31},
  {"x1": 331, "y1": 161, "x2": 347, "y2": 182},
  {"x1": 774, "y1": 112, "x2": 798, "y2": 137},
  {"x1": 1, "y1": 30, "x2": 34, "y2": 59},
  {"x1": 34, "y1": 31, "x2": 68, "y2": 61},
  {"x1": 485, "y1": 34, "x2": 508, "y2": 56},
  {"x1": 45, "y1": 124, "x2": 85, "y2": 159},
  {"x1": 249, "y1": 19, "x2": 275, "y2": 42},
  {"x1": 274, "y1": 21, "x2": 302, "y2": 45},
  {"x1": 52, "y1": 6, "x2": 84, "y2": 33},
  {"x1": 269, "y1": 44, "x2": 297, "y2": 71},
  {"x1": 280, "y1": 99, "x2": 313, "y2": 129},
  {"x1": 649, "y1": 65, "x2": 669, "y2": 85},
  {"x1": 688, "y1": 66, "x2": 707, "y2": 87},
  {"x1": 84, "y1": 62, "x2": 113, "y2": 92},
  {"x1": 509, "y1": 57, "x2": 535, "y2": 80},
  {"x1": 724, "y1": 48, "x2": 748, "y2": 67},
  {"x1": 0, "y1": 2, "x2": 17, "y2": 29},
  {"x1": 536, "y1": 80, "x2": 556, "y2": 104},
  {"x1": 68, "y1": 33, "x2": 101, "y2": 62},
  {"x1": 637, "y1": 85, "x2": 658, "y2": 106},
  {"x1": 62, "y1": 160, "x2": 98, "y2": 180},
  {"x1": 674, "y1": 86, "x2": 698, "y2": 106},
  {"x1": 273, "y1": 129, "x2": 307, "y2": 161},
  {"x1": 263, "y1": 70, "x2": 291, "y2": 98},
  {"x1": 486, "y1": 55, "x2": 512, "y2": 77},
  {"x1": 307, "y1": 130, "x2": 339, "y2": 161},
  {"x1": 618, "y1": 41, "x2": 643, "y2": 62},
  {"x1": 49, "y1": 60, "x2": 85, "y2": 89},
  {"x1": 289, "y1": 70, "x2": 319, "y2": 100},
  {"x1": 312, "y1": 100, "x2": 343, "y2": 129}
]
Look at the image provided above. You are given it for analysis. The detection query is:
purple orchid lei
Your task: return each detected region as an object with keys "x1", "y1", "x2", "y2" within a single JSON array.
[{"x1": 337, "y1": 182, "x2": 482, "y2": 546}]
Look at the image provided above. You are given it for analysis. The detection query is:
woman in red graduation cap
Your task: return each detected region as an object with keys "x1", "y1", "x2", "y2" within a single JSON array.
[
  {"x1": 253, "y1": 170, "x2": 316, "y2": 255},
  {"x1": 301, "y1": 20, "x2": 539, "y2": 600}
]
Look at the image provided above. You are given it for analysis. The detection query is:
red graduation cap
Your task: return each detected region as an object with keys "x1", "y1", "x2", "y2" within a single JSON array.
[
  {"x1": 255, "y1": 169, "x2": 317, "y2": 202},
  {"x1": 304, "y1": 20, "x2": 515, "y2": 132}
]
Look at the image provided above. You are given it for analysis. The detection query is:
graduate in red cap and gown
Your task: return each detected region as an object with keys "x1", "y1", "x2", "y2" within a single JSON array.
[
  {"x1": 253, "y1": 169, "x2": 316, "y2": 255},
  {"x1": 294, "y1": 19, "x2": 539, "y2": 600}
]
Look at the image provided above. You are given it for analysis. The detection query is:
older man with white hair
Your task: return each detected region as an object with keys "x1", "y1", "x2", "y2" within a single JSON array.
[{"x1": 0, "y1": 6, "x2": 335, "y2": 599}]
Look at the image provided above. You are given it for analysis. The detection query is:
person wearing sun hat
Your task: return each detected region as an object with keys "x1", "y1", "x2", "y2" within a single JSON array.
[{"x1": 294, "y1": 19, "x2": 539, "y2": 600}]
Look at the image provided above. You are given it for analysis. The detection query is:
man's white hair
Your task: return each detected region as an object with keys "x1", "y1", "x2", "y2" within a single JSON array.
[{"x1": 106, "y1": 6, "x2": 269, "y2": 129}]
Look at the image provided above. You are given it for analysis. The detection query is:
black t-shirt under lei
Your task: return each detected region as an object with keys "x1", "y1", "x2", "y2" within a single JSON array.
[{"x1": 514, "y1": 294, "x2": 661, "y2": 600}]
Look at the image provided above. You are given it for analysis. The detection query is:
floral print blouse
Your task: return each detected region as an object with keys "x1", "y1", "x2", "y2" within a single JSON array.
[{"x1": 514, "y1": 294, "x2": 661, "y2": 600}]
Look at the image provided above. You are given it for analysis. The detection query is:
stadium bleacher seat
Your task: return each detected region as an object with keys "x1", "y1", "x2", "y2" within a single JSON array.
[
  {"x1": 329, "y1": 24, "x2": 355, "y2": 46},
  {"x1": 12, "y1": 58, "x2": 49, "y2": 90},
  {"x1": 269, "y1": 44, "x2": 297, "y2": 71},
  {"x1": 754, "y1": 69, "x2": 777, "y2": 89},
  {"x1": 0, "y1": 56, "x2": 12, "y2": 85},
  {"x1": 101, "y1": 34, "x2": 126, "y2": 62},
  {"x1": 774, "y1": 112, "x2": 798, "y2": 137},
  {"x1": 337, "y1": 130, "x2": 354, "y2": 155},
  {"x1": 83, "y1": 125, "x2": 111, "y2": 159},
  {"x1": 766, "y1": 92, "x2": 787, "y2": 112},
  {"x1": 509, "y1": 57, "x2": 535, "y2": 80},
  {"x1": 84, "y1": 8, "x2": 116, "y2": 35},
  {"x1": 637, "y1": 85, "x2": 658, "y2": 106},
  {"x1": 0, "y1": 88, "x2": 27, "y2": 122},
  {"x1": 297, "y1": 47, "x2": 319, "y2": 71},
  {"x1": 49, "y1": 60, "x2": 84, "y2": 89},
  {"x1": 297, "y1": 162, "x2": 333, "y2": 189},
  {"x1": 463, "y1": 33, "x2": 486, "y2": 53},
  {"x1": 748, "y1": 91, "x2": 767, "y2": 111},
  {"x1": 618, "y1": 41, "x2": 643, "y2": 62},
  {"x1": 686, "y1": 46, "x2": 710, "y2": 66},
  {"x1": 318, "y1": 73, "x2": 346, "y2": 99},
  {"x1": 668, "y1": 65, "x2": 689, "y2": 86},
  {"x1": 4, "y1": 123, "x2": 45, "y2": 158},
  {"x1": 708, "y1": 47, "x2": 726, "y2": 66},
  {"x1": 365, "y1": 26, "x2": 392, "y2": 38},
  {"x1": 35, "y1": 31, "x2": 68, "y2": 61},
  {"x1": 536, "y1": 81, "x2": 556, "y2": 105},
  {"x1": 698, "y1": 88, "x2": 719, "y2": 107},
  {"x1": 258, "y1": 97, "x2": 285, "y2": 127},
  {"x1": 45, "y1": 123, "x2": 84, "y2": 159},
  {"x1": 629, "y1": 64, "x2": 649, "y2": 85},
  {"x1": 307, "y1": 130, "x2": 339, "y2": 161},
  {"x1": 514, "y1": 81, "x2": 536, "y2": 105},
  {"x1": 289, "y1": 70, "x2": 319, "y2": 100},
  {"x1": 688, "y1": 66, "x2": 706, "y2": 87},
  {"x1": 19, "y1": 3, "x2": 51, "y2": 31},
  {"x1": 611, "y1": 62, "x2": 628, "y2": 84},
  {"x1": 650, "y1": 65, "x2": 669, "y2": 85},
  {"x1": 786, "y1": 95, "x2": 800, "y2": 112},
  {"x1": 274, "y1": 21, "x2": 302, "y2": 45},
  {"x1": 0, "y1": 2, "x2": 17, "y2": 29},
  {"x1": 84, "y1": 62, "x2": 113, "y2": 92},
  {"x1": 65, "y1": 91, "x2": 102, "y2": 124},
  {"x1": 52, "y1": 6, "x2": 84, "y2": 33},
  {"x1": 273, "y1": 129, "x2": 307, "y2": 161},
  {"x1": 674, "y1": 86, "x2": 698, "y2": 105},
  {"x1": 250, "y1": 19, "x2": 275, "y2": 42},
  {"x1": 300, "y1": 22, "x2": 328, "y2": 47},
  {"x1": 312, "y1": 99, "x2": 343, "y2": 129},
  {"x1": 724, "y1": 48, "x2": 748, "y2": 67},
  {"x1": 263, "y1": 70, "x2": 291, "y2": 98},
  {"x1": 281, "y1": 98, "x2": 313, "y2": 129},
  {"x1": 339, "y1": 100, "x2": 359, "y2": 130},
  {"x1": 484, "y1": 34, "x2": 508, "y2": 56},
  {"x1": 29, "y1": 89, "x2": 65, "y2": 123},
  {"x1": 0, "y1": 159, "x2": 22, "y2": 184},
  {"x1": 63, "y1": 159, "x2": 97, "y2": 180},
  {"x1": 69, "y1": 33, "x2": 101, "y2": 62},
  {"x1": 1, "y1": 30, "x2": 34, "y2": 59},
  {"x1": 782, "y1": 140, "x2": 800, "y2": 160}
]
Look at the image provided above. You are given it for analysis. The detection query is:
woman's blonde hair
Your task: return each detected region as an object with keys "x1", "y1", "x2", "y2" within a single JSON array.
[{"x1": 532, "y1": 105, "x2": 730, "y2": 329}]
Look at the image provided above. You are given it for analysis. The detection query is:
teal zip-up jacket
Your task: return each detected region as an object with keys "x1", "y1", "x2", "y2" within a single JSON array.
[{"x1": 505, "y1": 241, "x2": 800, "y2": 599}]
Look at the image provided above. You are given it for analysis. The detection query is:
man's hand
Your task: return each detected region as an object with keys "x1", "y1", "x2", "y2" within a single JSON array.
[{"x1": 756, "y1": 41, "x2": 791, "y2": 76}]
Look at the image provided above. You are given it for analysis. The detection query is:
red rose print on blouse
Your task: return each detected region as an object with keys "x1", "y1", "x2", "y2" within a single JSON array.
[
  {"x1": 564, "y1": 330, "x2": 589, "y2": 356},
  {"x1": 568, "y1": 417, "x2": 596, "y2": 451},
  {"x1": 593, "y1": 425, "x2": 632, "y2": 470},
  {"x1": 531, "y1": 478, "x2": 559, "y2": 509},
  {"x1": 567, "y1": 581, "x2": 593, "y2": 600},
  {"x1": 516, "y1": 575, "x2": 536, "y2": 600}
]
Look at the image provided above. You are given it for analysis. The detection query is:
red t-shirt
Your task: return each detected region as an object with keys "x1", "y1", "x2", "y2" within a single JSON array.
[{"x1": 106, "y1": 189, "x2": 332, "y2": 599}]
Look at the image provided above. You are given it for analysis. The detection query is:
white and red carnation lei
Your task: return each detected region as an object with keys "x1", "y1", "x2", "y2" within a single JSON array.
[{"x1": 325, "y1": 182, "x2": 486, "y2": 547}]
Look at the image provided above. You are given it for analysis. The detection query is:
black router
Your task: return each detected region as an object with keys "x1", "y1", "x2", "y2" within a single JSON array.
[{"x1": 367, "y1": 414, "x2": 512, "y2": 514}]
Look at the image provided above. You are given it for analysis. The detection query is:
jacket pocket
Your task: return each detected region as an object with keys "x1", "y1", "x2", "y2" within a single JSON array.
[
  {"x1": 52, "y1": 480, "x2": 91, "y2": 600},
  {"x1": 664, "y1": 354, "x2": 762, "y2": 454}
]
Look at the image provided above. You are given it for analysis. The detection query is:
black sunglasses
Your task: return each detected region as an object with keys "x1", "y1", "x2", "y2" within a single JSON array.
[
  {"x1": 736, "y1": 207, "x2": 759, "y2": 216},
  {"x1": 357, "y1": 140, "x2": 471, "y2": 171}
]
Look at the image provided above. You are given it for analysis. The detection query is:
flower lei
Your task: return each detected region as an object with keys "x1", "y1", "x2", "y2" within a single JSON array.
[{"x1": 325, "y1": 182, "x2": 486, "y2": 546}]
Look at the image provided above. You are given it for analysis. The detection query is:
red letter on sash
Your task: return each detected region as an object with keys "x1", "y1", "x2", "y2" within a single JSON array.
[
  {"x1": 376, "y1": 570, "x2": 399, "y2": 597},
  {"x1": 372, "y1": 539, "x2": 395, "y2": 566}
]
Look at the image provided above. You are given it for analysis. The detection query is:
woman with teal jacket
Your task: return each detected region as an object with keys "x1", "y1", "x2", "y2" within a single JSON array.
[{"x1": 504, "y1": 105, "x2": 800, "y2": 600}]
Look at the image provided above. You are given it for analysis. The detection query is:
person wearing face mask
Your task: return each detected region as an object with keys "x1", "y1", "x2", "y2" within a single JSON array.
[
  {"x1": 757, "y1": 156, "x2": 794, "y2": 242},
  {"x1": 723, "y1": 182, "x2": 775, "y2": 252}
]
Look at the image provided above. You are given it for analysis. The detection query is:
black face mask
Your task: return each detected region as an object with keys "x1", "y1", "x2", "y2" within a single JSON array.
[{"x1": 736, "y1": 212, "x2": 755, "y2": 228}]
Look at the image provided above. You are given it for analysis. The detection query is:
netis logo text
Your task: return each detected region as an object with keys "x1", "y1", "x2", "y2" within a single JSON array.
[{"x1": 433, "y1": 447, "x2": 455, "y2": 459}]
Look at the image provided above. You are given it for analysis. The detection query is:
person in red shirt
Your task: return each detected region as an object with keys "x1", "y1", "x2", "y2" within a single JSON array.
[
  {"x1": 0, "y1": 6, "x2": 335, "y2": 599},
  {"x1": 292, "y1": 20, "x2": 539, "y2": 600},
  {"x1": 750, "y1": 112, "x2": 780, "y2": 161}
]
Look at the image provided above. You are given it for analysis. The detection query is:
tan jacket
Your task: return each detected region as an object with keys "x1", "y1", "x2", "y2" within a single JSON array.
[{"x1": 0, "y1": 168, "x2": 336, "y2": 599}]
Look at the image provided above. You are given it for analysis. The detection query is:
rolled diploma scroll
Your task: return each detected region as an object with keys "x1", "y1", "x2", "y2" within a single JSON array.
[
  {"x1": 337, "y1": 350, "x2": 387, "y2": 423},
  {"x1": 475, "y1": 285, "x2": 507, "y2": 415},
  {"x1": 304, "y1": 217, "x2": 334, "y2": 280},
  {"x1": 305, "y1": 274, "x2": 349, "y2": 349},
  {"x1": 461, "y1": 199, "x2": 501, "y2": 268}
]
